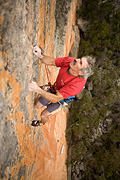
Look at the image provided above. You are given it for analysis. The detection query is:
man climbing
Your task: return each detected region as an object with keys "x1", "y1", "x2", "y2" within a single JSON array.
[{"x1": 29, "y1": 46, "x2": 95, "y2": 126}]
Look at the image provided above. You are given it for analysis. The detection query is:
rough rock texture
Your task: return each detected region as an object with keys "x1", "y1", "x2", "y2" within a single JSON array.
[{"x1": 0, "y1": 0, "x2": 79, "y2": 179}]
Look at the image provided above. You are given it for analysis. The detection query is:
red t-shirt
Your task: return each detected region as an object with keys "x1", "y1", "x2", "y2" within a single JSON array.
[{"x1": 54, "y1": 57, "x2": 87, "y2": 99}]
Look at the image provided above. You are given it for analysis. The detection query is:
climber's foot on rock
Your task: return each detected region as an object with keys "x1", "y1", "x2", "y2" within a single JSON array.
[{"x1": 31, "y1": 120, "x2": 45, "y2": 127}]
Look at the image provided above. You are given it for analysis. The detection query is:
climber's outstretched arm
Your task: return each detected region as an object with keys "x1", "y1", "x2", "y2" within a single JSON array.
[
  {"x1": 41, "y1": 55, "x2": 56, "y2": 66},
  {"x1": 33, "y1": 46, "x2": 56, "y2": 66}
]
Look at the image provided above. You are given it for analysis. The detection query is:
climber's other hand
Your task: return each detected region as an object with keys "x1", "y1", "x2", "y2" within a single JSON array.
[{"x1": 29, "y1": 81, "x2": 41, "y2": 93}]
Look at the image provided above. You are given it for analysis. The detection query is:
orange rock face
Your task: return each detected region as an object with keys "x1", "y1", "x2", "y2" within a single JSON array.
[{"x1": 0, "y1": 0, "x2": 79, "y2": 179}]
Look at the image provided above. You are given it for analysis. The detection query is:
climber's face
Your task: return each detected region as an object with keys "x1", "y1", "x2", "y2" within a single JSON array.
[{"x1": 70, "y1": 57, "x2": 88, "y2": 76}]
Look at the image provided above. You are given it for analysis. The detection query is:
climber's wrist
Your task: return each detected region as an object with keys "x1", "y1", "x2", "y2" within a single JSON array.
[{"x1": 39, "y1": 54, "x2": 44, "y2": 59}]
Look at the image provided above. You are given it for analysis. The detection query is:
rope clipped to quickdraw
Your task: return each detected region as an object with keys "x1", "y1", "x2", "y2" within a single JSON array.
[
  {"x1": 39, "y1": 46, "x2": 54, "y2": 92},
  {"x1": 44, "y1": 64, "x2": 54, "y2": 92}
]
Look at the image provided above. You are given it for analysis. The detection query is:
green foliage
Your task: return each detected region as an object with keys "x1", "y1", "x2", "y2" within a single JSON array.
[
  {"x1": 66, "y1": 0, "x2": 120, "y2": 179},
  {"x1": 78, "y1": 0, "x2": 120, "y2": 62},
  {"x1": 71, "y1": 141, "x2": 87, "y2": 163}
]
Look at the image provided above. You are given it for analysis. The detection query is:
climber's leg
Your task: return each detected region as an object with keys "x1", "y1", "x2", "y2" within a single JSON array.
[
  {"x1": 40, "y1": 108, "x2": 51, "y2": 124},
  {"x1": 33, "y1": 101, "x2": 64, "y2": 125},
  {"x1": 31, "y1": 107, "x2": 51, "y2": 126},
  {"x1": 35, "y1": 90, "x2": 51, "y2": 109},
  {"x1": 41, "y1": 102, "x2": 63, "y2": 124},
  {"x1": 34, "y1": 89, "x2": 63, "y2": 124}
]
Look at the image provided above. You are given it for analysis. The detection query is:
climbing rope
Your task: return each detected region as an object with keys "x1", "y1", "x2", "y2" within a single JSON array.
[{"x1": 39, "y1": 46, "x2": 54, "y2": 92}]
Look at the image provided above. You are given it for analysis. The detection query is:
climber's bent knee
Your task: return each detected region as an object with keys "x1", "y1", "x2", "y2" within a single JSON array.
[
  {"x1": 41, "y1": 109, "x2": 50, "y2": 119},
  {"x1": 41, "y1": 108, "x2": 50, "y2": 124}
]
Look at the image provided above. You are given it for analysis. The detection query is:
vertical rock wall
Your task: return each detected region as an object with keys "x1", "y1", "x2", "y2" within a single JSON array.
[{"x1": 0, "y1": 0, "x2": 79, "y2": 179}]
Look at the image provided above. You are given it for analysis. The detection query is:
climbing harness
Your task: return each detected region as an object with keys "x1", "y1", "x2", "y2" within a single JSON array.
[
  {"x1": 58, "y1": 86, "x2": 86, "y2": 108},
  {"x1": 58, "y1": 96, "x2": 76, "y2": 109}
]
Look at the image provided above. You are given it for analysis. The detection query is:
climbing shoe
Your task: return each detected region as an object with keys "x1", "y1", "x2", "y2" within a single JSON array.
[{"x1": 31, "y1": 120, "x2": 44, "y2": 127}]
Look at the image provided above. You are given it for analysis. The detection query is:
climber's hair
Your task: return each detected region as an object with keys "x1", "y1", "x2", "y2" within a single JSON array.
[{"x1": 81, "y1": 56, "x2": 96, "y2": 79}]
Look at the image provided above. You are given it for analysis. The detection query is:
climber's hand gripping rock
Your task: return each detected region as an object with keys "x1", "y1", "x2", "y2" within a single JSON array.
[
  {"x1": 29, "y1": 81, "x2": 41, "y2": 93},
  {"x1": 33, "y1": 46, "x2": 44, "y2": 59}
]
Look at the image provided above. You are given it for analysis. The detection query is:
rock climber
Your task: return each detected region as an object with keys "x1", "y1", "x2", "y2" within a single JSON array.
[{"x1": 29, "y1": 46, "x2": 95, "y2": 126}]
